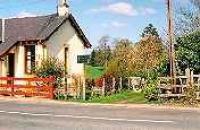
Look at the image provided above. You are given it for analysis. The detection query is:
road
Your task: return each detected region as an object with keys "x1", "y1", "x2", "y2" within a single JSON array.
[{"x1": 0, "y1": 98, "x2": 199, "y2": 130}]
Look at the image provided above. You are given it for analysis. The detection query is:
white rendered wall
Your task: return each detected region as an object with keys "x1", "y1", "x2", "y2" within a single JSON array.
[
  {"x1": 0, "y1": 57, "x2": 7, "y2": 77},
  {"x1": 46, "y1": 20, "x2": 85, "y2": 76},
  {"x1": 35, "y1": 44, "x2": 44, "y2": 67},
  {"x1": 15, "y1": 45, "x2": 25, "y2": 78}
]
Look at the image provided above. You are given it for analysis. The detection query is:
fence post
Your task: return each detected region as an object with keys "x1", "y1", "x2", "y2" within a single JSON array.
[
  {"x1": 11, "y1": 78, "x2": 14, "y2": 97},
  {"x1": 119, "y1": 77, "x2": 123, "y2": 91},
  {"x1": 185, "y1": 68, "x2": 190, "y2": 86},
  {"x1": 82, "y1": 76, "x2": 86, "y2": 100},
  {"x1": 102, "y1": 78, "x2": 105, "y2": 96},
  {"x1": 128, "y1": 78, "x2": 131, "y2": 89},
  {"x1": 50, "y1": 86, "x2": 55, "y2": 99},
  {"x1": 190, "y1": 70, "x2": 194, "y2": 86},
  {"x1": 49, "y1": 77, "x2": 55, "y2": 99},
  {"x1": 112, "y1": 77, "x2": 116, "y2": 93}
]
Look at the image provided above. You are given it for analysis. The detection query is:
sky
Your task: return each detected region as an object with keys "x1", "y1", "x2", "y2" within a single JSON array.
[{"x1": 0, "y1": 0, "x2": 189, "y2": 48}]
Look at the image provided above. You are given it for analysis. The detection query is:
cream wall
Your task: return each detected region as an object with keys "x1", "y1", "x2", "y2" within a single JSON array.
[
  {"x1": 15, "y1": 45, "x2": 25, "y2": 78},
  {"x1": 0, "y1": 57, "x2": 7, "y2": 77},
  {"x1": 46, "y1": 20, "x2": 85, "y2": 76},
  {"x1": 0, "y1": 60, "x2": 3, "y2": 76},
  {"x1": 35, "y1": 44, "x2": 44, "y2": 67}
]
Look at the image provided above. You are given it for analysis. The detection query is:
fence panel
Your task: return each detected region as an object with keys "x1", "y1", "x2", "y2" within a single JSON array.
[{"x1": 0, "y1": 77, "x2": 55, "y2": 99}]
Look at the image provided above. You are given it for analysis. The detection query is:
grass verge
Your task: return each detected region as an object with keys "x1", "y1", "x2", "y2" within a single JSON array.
[
  {"x1": 84, "y1": 65, "x2": 105, "y2": 79},
  {"x1": 84, "y1": 91, "x2": 148, "y2": 104}
]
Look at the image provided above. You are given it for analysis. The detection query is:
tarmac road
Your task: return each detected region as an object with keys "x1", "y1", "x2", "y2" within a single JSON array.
[{"x1": 0, "y1": 98, "x2": 199, "y2": 130}]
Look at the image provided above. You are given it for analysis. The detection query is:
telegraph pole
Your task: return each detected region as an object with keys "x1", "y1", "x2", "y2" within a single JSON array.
[{"x1": 167, "y1": 0, "x2": 176, "y2": 79}]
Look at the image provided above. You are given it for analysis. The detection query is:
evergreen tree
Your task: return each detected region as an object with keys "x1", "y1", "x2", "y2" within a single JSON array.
[
  {"x1": 141, "y1": 24, "x2": 159, "y2": 38},
  {"x1": 95, "y1": 36, "x2": 112, "y2": 67},
  {"x1": 90, "y1": 50, "x2": 96, "y2": 66}
]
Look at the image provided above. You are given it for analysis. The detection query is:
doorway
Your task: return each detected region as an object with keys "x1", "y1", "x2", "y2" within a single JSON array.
[{"x1": 7, "y1": 53, "x2": 15, "y2": 77}]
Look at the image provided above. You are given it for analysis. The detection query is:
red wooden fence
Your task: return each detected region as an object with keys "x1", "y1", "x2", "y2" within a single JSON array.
[{"x1": 0, "y1": 77, "x2": 55, "y2": 99}]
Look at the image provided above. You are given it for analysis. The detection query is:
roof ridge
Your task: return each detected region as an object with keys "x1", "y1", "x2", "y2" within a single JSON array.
[
  {"x1": 4, "y1": 13, "x2": 58, "y2": 20},
  {"x1": 0, "y1": 13, "x2": 91, "y2": 57}
]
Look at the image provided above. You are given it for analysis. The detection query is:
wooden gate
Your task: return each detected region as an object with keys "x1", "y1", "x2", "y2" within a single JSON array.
[{"x1": 0, "y1": 77, "x2": 55, "y2": 99}]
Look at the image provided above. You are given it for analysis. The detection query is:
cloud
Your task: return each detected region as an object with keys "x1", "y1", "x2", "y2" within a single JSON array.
[
  {"x1": 90, "y1": 2, "x2": 157, "y2": 17},
  {"x1": 141, "y1": 7, "x2": 157, "y2": 15},
  {"x1": 111, "y1": 21, "x2": 127, "y2": 27},
  {"x1": 91, "y1": 2, "x2": 138, "y2": 16},
  {"x1": 16, "y1": 11, "x2": 37, "y2": 18},
  {"x1": 101, "y1": 21, "x2": 127, "y2": 29}
]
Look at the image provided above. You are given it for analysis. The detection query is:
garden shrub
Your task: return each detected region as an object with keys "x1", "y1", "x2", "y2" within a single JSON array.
[
  {"x1": 35, "y1": 57, "x2": 64, "y2": 79},
  {"x1": 34, "y1": 57, "x2": 65, "y2": 99},
  {"x1": 143, "y1": 79, "x2": 159, "y2": 101}
]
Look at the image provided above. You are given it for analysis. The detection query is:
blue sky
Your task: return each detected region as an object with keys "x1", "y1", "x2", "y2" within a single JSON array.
[{"x1": 0, "y1": 0, "x2": 187, "y2": 48}]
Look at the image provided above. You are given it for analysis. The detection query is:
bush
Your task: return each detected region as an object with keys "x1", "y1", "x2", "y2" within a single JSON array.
[
  {"x1": 181, "y1": 85, "x2": 200, "y2": 105},
  {"x1": 143, "y1": 79, "x2": 159, "y2": 101},
  {"x1": 35, "y1": 57, "x2": 65, "y2": 79},
  {"x1": 34, "y1": 57, "x2": 65, "y2": 99},
  {"x1": 35, "y1": 57, "x2": 64, "y2": 92}
]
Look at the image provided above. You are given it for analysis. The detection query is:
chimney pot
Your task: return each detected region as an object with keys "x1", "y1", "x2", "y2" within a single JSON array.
[{"x1": 58, "y1": 0, "x2": 69, "y2": 16}]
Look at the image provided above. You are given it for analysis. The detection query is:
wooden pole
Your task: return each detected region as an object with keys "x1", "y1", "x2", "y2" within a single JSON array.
[
  {"x1": 11, "y1": 78, "x2": 14, "y2": 97},
  {"x1": 185, "y1": 68, "x2": 190, "y2": 86},
  {"x1": 119, "y1": 77, "x2": 123, "y2": 91},
  {"x1": 190, "y1": 70, "x2": 194, "y2": 86},
  {"x1": 112, "y1": 77, "x2": 116, "y2": 93},
  {"x1": 82, "y1": 76, "x2": 86, "y2": 100},
  {"x1": 167, "y1": 0, "x2": 176, "y2": 81},
  {"x1": 102, "y1": 78, "x2": 105, "y2": 96}
]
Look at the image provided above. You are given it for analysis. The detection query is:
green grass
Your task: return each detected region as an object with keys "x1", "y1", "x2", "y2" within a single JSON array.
[
  {"x1": 85, "y1": 65, "x2": 105, "y2": 79},
  {"x1": 86, "y1": 91, "x2": 148, "y2": 104}
]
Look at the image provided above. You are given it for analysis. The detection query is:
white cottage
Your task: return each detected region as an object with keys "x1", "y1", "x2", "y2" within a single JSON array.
[{"x1": 0, "y1": 0, "x2": 91, "y2": 78}]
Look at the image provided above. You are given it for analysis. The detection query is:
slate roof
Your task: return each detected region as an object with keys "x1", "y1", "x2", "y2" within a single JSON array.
[{"x1": 0, "y1": 14, "x2": 91, "y2": 57}]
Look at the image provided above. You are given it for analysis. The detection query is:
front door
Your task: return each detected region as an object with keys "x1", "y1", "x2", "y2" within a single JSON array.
[{"x1": 8, "y1": 53, "x2": 15, "y2": 77}]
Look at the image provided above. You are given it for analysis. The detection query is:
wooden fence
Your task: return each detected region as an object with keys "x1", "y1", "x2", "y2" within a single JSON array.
[
  {"x1": 0, "y1": 77, "x2": 55, "y2": 99},
  {"x1": 158, "y1": 75, "x2": 200, "y2": 98}
]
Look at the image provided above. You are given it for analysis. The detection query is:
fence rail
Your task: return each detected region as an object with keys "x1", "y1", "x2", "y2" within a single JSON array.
[
  {"x1": 0, "y1": 77, "x2": 55, "y2": 99},
  {"x1": 158, "y1": 75, "x2": 200, "y2": 99}
]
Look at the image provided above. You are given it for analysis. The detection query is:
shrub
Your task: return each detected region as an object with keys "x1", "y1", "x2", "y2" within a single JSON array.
[
  {"x1": 35, "y1": 57, "x2": 64, "y2": 92},
  {"x1": 143, "y1": 79, "x2": 159, "y2": 101},
  {"x1": 34, "y1": 57, "x2": 65, "y2": 79},
  {"x1": 181, "y1": 85, "x2": 200, "y2": 105},
  {"x1": 34, "y1": 57, "x2": 65, "y2": 99}
]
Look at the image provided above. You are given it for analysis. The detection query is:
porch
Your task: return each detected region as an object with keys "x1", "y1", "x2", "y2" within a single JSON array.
[{"x1": 0, "y1": 41, "x2": 45, "y2": 78}]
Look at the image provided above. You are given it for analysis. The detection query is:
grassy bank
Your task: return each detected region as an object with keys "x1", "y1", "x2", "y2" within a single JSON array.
[
  {"x1": 84, "y1": 91, "x2": 148, "y2": 104},
  {"x1": 84, "y1": 65, "x2": 105, "y2": 79}
]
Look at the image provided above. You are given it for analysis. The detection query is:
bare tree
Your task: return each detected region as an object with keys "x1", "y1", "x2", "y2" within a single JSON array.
[{"x1": 175, "y1": 0, "x2": 200, "y2": 35}]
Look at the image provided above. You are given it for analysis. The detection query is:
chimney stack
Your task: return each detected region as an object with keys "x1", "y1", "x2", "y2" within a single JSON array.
[
  {"x1": 58, "y1": 0, "x2": 69, "y2": 16},
  {"x1": 1, "y1": 19, "x2": 5, "y2": 43}
]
